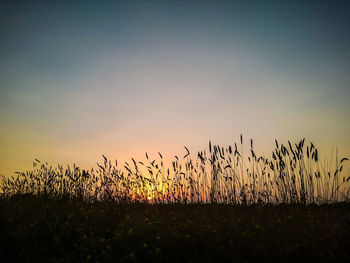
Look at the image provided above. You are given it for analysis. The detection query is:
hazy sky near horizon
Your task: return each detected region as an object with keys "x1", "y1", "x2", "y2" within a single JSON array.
[{"x1": 1, "y1": 0, "x2": 350, "y2": 176}]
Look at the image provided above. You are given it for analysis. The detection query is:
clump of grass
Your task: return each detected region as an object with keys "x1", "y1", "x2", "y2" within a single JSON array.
[{"x1": 1, "y1": 137, "x2": 349, "y2": 204}]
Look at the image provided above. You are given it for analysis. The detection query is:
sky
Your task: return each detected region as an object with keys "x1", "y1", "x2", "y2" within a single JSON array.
[{"x1": 1, "y1": 0, "x2": 350, "y2": 176}]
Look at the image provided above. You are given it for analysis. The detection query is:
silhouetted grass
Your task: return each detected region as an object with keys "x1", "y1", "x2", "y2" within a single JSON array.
[
  {"x1": 1, "y1": 137, "x2": 349, "y2": 204},
  {"x1": 0, "y1": 137, "x2": 349, "y2": 262}
]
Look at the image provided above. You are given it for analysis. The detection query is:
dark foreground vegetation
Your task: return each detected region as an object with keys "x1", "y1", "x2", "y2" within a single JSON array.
[
  {"x1": 0, "y1": 195, "x2": 349, "y2": 262},
  {"x1": 0, "y1": 138, "x2": 349, "y2": 261}
]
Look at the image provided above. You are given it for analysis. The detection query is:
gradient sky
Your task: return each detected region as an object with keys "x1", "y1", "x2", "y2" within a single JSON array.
[{"x1": 1, "y1": 0, "x2": 350, "y2": 176}]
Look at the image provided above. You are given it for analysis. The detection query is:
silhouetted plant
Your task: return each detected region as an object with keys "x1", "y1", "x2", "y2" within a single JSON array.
[{"x1": 1, "y1": 137, "x2": 349, "y2": 204}]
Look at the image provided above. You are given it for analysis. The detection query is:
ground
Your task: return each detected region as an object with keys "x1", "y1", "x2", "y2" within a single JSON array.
[{"x1": 0, "y1": 195, "x2": 349, "y2": 262}]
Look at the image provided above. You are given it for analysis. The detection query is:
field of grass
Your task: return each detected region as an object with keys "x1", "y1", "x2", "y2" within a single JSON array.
[
  {"x1": 0, "y1": 138, "x2": 349, "y2": 262},
  {"x1": 1, "y1": 195, "x2": 349, "y2": 262},
  {"x1": 1, "y1": 138, "x2": 349, "y2": 204}
]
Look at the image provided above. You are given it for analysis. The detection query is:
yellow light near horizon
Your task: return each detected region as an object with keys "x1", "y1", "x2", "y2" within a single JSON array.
[{"x1": 147, "y1": 196, "x2": 152, "y2": 201}]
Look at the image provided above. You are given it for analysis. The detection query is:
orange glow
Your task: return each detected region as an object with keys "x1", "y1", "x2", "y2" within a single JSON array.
[{"x1": 147, "y1": 196, "x2": 152, "y2": 201}]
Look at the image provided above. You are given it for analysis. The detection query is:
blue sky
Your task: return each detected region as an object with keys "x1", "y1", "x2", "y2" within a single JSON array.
[{"x1": 1, "y1": 0, "x2": 349, "y2": 175}]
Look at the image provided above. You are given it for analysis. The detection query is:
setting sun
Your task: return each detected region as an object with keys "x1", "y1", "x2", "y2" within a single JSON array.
[{"x1": 147, "y1": 196, "x2": 152, "y2": 201}]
